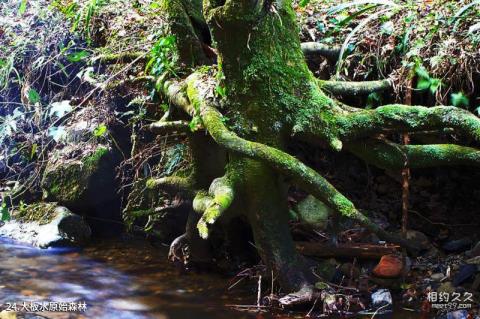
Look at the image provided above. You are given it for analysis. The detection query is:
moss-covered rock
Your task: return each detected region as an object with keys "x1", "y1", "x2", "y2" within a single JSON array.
[
  {"x1": 14, "y1": 202, "x2": 59, "y2": 225},
  {"x1": 41, "y1": 143, "x2": 119, "y2": 209},
  {"x1": 293, "y1": 195, "x2": 332, "y2": 230},
  {"x1": 0, "y1": 203, "x2": 91, "y2": 248}
]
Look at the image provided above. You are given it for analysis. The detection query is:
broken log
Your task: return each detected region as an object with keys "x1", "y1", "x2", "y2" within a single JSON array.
[{"x1": 295, "y1": 242, "x2": 400, "y2": 259}]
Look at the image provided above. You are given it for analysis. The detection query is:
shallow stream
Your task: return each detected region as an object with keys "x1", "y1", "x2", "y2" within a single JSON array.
[{"x1": 0, "y1": 237, "x2": 421, "y2": 319}]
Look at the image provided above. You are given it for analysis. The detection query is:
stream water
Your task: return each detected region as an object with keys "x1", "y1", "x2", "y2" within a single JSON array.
[{"x1": 0, "y1": 237, "x2": 422, "y2": 319}]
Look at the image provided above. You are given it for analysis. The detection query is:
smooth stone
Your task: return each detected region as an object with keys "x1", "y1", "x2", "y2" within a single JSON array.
[
  {"x1": 453, "y1": 264, "x2": 477, "y2": 286},
  {"x1": 442, "y1": 238, "x2": 473, "y2": 252},
  {"x1": 430, "y1": 273, "x2": 445, "y2": 281},
  {"x1": 0, "y1": 205, "x2": 91, "y2": 248},
  {"x1": 406, "y1": 230, "x2": 431, "y2": 250}
]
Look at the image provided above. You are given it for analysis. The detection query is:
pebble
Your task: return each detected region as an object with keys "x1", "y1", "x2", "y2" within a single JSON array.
[{"x1": 430, "y1": 273, "x2": 444, "y2": 281}]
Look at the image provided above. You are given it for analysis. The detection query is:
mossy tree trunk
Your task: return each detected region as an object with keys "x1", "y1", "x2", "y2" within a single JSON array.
[{"x1": 152, "y1": 0, "x2": 480, "y2": 302}]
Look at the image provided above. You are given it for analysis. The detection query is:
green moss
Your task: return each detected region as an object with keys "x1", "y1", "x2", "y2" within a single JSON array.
[
  {"x1": 42, "y1": 146, "x2": 111, "y2": 205},
  {"x1": 14, "y1": 202, "x2": 58, "y2": 225}
]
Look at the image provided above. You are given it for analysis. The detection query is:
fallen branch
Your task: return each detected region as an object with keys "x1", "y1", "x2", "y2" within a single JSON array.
[{"x1": 296, "y1": 242, "x2": 400, "y2": 259}]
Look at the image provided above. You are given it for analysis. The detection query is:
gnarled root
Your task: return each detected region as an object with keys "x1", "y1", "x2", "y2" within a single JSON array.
[
  {"x1": 346, "y1": 139, "x2": 480, "y2": 170},
  {"x1": 192, "y1": 175, "x2": 235, "y2": 239},
  {"x1": 196, "y1": 102, "x2": 417, "y2": 252},
  {"x1": 318, "y1": 79, "x2": 392, "y2": 96},
  {"x1": 168, "y1": 233, "x2": 187, "y2": 262}
]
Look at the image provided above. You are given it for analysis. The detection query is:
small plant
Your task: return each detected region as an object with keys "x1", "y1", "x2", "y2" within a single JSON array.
[
  {"x1": 0, "y1": 109, "x2": 24, "y2": 144},
  {"x1": 451, "y1": 92, "x2": 470, "y2": 108},
  {"x1": 415, "y1": 64, "x2": 441, "y2": 94},
  {"x1": 145, "y1": 35, "x2": 177, "y2": 78}
]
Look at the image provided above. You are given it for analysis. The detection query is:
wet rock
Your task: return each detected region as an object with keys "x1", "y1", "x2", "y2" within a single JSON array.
[
  {"x1": 405, "y1": 230, "x2": 431, "y2": 250},
  {"x1": 466, "y1": 241, "x2": 480, "y2": 257},
  {"x1": 453, "y1": 264, "x2": 477, "y2": 286},
  {"x1": 293, "y1": 195, "x2": 332, "y2": 230},
  {"x1": 442, "y1": 238, "x2": 473, "y2": 253},
  {"x1": 372, "y1": 255, "x2": 403, "y2": 278},
  {"x1": 0, "y1": 204, "x2": 91, "y2": 248}
]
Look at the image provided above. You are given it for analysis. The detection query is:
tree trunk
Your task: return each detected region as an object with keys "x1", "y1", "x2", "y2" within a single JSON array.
[{"x1": 202, "y1": 0, "x2": 320, "y2": 290}]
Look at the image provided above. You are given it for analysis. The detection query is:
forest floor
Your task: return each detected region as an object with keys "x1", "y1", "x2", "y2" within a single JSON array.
[{"x1": 1, "y1": 0, "x2": 480, "y2": 318}]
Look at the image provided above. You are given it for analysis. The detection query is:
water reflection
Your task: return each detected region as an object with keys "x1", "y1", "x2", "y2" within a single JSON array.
[{"x1": 0, "y1": 237, "x2": 254, "y2": 319}]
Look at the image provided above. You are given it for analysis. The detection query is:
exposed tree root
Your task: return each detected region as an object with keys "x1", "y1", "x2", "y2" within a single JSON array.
[
  {"x1": 146, "y1": 176, "x2": 195, "y2": 197},
  {"x1": 346, "y1": 139, "x2": 480, "y2": 170},
  {"x1": 301, "y1": 42, "x2": 341, "y2": 61},
  {"x1": 318, "y1": 79, "x2": 392, "y2": 96},
  {"x1": 337, "y1": 104, "x2": 480, "y2": 142},
  {"x1": 93, "y1": 51, "x2": 145, "y2": 64},
  {"x1": 192, "y1": 176, "x2": 235, "y2": 239},
  {"x1": 183, "y1": 77, "x2": 418, "y2": 252},
  {"x1": 149, "y1": 120, "x2": 190, "y2": 135}
]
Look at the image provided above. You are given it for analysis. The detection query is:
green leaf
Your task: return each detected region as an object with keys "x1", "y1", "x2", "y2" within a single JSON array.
[
  {"x1": 429, "y1": 78, "x2": 441, "y2": 94},
  {"x1": 416, "y1": 78, "x2": 431, "y2": 91},
  {"x1": 49, "y1": 100, "x2": 72, "y2": 117},
  {"x1": 189, "y1": 116, "x2": 202, "y2": 132},
  {"x1": 30, "y1": 143, "x2": 38, "y2": 160},
  {"x1": 451, "y1": 92, "x2": 469, "y2": 108},
  {"x1": 18, "y1": 0, "x2": 28, "y2": 15},
  {"x1": 380, "y1": 21, "x2": 394, "y2": 35},
  {"x1": 299, "y1": 0, "x2": 310, "y2": 7},
  {"x1": 27, "y1": 89, "x2": 41, "y2": 104},
  {"x1": 215, "y1": 85, "x2": 226, "y2": 98},
  {"x1": 66, "y1": 51, "x2": 90, "y2": 63},
  {"x1": 414, "y1": 65, "x2": 430, "y2": 80},
  {"x1": 93, "y1": 123, "x2": 107, "y2": 137},
  {"x1": 1, "y1": 204, "x2": 10, "y2": 222}
]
